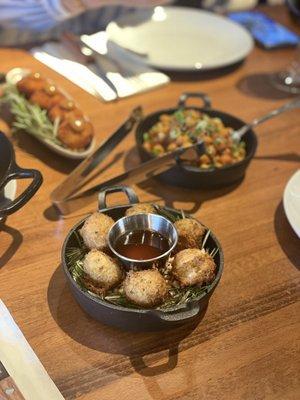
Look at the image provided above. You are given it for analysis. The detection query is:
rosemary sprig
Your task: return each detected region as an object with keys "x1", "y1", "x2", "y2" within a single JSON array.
[
  {"x1": 158, "y1": 284, "x2": 211, "y2": 310},
  {"x1": 154, "y1": 204, "x2": 182, "y2": 223},
  {"x1": 1, "y1": 84, "x2": 62, "y2": 146},
  {"x1": 201, "y1": 229, "x2": 211, "y2": 250}
]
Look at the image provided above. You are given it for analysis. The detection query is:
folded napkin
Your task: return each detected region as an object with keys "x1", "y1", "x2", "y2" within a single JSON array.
[
  {"x1": 31, "y1": 32, "x2": 169, "y2": 102},
  {"x1": 0, "y1": 300, "x2": 64, "y2": 400}
]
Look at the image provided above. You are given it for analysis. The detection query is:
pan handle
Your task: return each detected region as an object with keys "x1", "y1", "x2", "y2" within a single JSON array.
[
  {"x1": 150, "y1": 302, "x2": 202, "y2": 322},
  {"x1": 0, "y1": 163, "x2": 43, "y2": 217},
  {"x1": 178, "y1": 92, "x2": 211, "y2": 109},
  {"x1": 98, "y1": 185, "x2": 139, "y2": 210}
]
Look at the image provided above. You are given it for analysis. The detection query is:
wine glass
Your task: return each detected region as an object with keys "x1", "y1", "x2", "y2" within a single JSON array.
[{"x1": 270, "y1": 45, "x2": 300, "y2": 94}]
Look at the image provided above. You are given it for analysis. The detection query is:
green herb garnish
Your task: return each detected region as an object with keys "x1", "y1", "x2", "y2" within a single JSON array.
[{"x1": 1, "y1": 84, "x2": 62, "y2": 146}]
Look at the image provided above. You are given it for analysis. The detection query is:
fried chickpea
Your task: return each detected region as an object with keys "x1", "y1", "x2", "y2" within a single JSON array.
[
  {"x1": 185, "y1": 116, "x2": 196, "y2": 128},
  {"x1": 220, "y1": 128, "x2": 231, "y2": 138},
  {"x1": 143, "y1": 141, "x2": 152, "y2": 152},
  {"x1": 167, "y1": 142, "x2": 177, "y2": 152},
  {"x1": 160, "y1": 114, "x2": 172, "y2": 123},
  {"x1": 204, "y1": 136, "x2": 213, "y2": 145},
  {"x1": 199, "y1": 154, "x2": 210, "y2": 165},
  {"x1": 220, "y1": 154, "x2": 233, "y2": 165},
  {"x1": 152, "y1": 144, "x2": 165, "y2": 155}
]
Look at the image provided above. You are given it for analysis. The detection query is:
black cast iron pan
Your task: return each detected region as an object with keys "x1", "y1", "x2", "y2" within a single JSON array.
[
  {"x1": 0, "y1": 132, "x2": 43, "y2": 218},
  {"x1": 135, "y1": 92, "x2": 258, "y2": 189},
  {"x1": 61, "y1": 185, "x2": 224, "y2": 332}
]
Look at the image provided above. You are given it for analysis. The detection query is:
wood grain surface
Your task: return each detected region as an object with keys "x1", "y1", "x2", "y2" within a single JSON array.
[{"x1": 0, "y1": 5, "x2": 299, "y2": 400}]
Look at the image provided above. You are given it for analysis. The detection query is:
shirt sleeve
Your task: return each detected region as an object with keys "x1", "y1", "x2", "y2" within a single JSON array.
[{"x1": 0, "y1": 0, "x2": 76, "y2": 31}]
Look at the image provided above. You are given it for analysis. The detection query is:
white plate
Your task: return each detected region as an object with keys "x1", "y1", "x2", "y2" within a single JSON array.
[
  {"x1": 5, "y1": 68, "x2": 95, "y2": 160},
  {"x1": 106, "y1": 6, "x2": 254, "y2": 72},
  {"x1": 3, "y1": 180, "x2": 17, "y2": 203},
  {"x1": 0, "y1": 180, "x2": 17, "y2": 221},
  {"x1": 283, "y1": 169, "x2": 300, "y2": 238}
]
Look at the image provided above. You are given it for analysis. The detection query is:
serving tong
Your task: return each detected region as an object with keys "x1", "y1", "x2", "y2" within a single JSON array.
[{"x1": 51, "y1": 107, "x2": 205, "y2": 215}]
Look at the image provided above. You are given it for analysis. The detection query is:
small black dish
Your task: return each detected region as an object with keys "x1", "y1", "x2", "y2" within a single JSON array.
[
  {"x1": 0, "y1": 131, "x2": 43, "y2": 219},
  {"x1": 61, "y1": 185, "x2": 224, "y2": 332},
  {"x1": 135, "y1": 92, "x2": 258, "y2": 189}
]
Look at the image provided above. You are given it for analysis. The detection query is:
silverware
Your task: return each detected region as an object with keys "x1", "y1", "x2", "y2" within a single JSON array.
[
  {"x1": 61, "y1": 32, "x2": 119, "y2": 98},
  {"x1": 52, "y1": 141, "x2": 205, "y2": 215},
  {"x1": 232, "y1": 97, "x2": 300, "y2": 141}
]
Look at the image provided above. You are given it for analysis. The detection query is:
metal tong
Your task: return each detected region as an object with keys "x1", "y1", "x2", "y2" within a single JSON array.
[{"x1": 51, "y1": 107, "x2": 205, "y2": 215}]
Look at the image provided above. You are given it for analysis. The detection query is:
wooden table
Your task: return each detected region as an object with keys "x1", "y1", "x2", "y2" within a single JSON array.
[{"x1": 0, "y1": 5, "x2": 299, "y2": 400}]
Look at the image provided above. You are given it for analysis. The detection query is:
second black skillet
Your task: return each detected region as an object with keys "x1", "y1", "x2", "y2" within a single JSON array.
[{"x1": 135, "y1": 92, "x2": 258, "y2": 189}]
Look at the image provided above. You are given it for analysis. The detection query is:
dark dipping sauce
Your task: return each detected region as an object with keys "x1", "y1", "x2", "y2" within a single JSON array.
[{"x1": 115, "y1": 230, "x2": 170, "y2": 260}]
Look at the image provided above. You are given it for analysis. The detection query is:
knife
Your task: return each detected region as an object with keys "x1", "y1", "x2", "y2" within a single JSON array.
[{"x1": 61, "y1": 32, "x2": 119, "y2": 98}]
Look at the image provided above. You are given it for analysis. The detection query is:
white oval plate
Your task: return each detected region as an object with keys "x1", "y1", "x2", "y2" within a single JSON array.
[
  {"x1": 106, "y1": 6, "x2": 254, "y2": 72},
  {"x1": 0, "y1": 180, "x2": 17, "y2": 220},
  {"x1": 283, "y1": 169, "x2": 300, "y2": 238},
  {"x1": 5, "y1": 68, "x2": 95, "y2": 160},
  {"x1": 4, "y1": 180, "x2": 17, "y2": 202}
]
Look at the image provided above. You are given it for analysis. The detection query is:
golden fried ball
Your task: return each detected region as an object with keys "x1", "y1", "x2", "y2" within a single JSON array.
[
  {"x1": 83, "y1": 249, "x2": 123, "y2": 289},
  {"x1": 174, "y1": 218, "x2": 206, "y2": 251},
  {"x1": 123, "y1": 269, "x2": 168, "y2": 307},
  {"x1": 29, "y1": 86, "x2": 65, "y2": 110},
  {"x1": 57, "y1": 116, "x2": 93, "y2": 150},
  {"x1": 172, "y1": 248, "x2": 216, "y2": 287},
  {"x1": 80, "y1": 212, "x2": 115, "y2": 250},
  {"x1": 125, "y1": 203, "x2": 156, "y2": 217},
  {"x1": 48, "y1": 98, "x2": 83, "y2": 123},
  {"x1": 16, "y1": 72, "x2": 46, "y2": 97}
]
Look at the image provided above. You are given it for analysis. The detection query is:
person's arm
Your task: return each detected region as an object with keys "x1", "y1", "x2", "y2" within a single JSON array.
[
  {"x1": 0, "y1": 0, "x2": 78, "y2": 30},
  {"x1": 0, "y1": 0, "x2": 172, "y2": 31}
]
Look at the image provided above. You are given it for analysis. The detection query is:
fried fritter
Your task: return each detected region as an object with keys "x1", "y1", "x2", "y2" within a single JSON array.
[
  {"x1": 172, "y1": 248, "x2": 216, "y2": 287},
  {"x1": 29, "y1": 83, "x2": 65, "y2": 110},
  {"x1": 174, "y1": 218, "x2": 206, "y2": 251},
  {"x1": 125, "y1": 203, "x2": 156, "y2": 217},
  {"x1": 16, "y1": 72, "x2": 46, "y2": 97},
  {"x1": 80, "y1": 212, "x2": 115, "y2": 250},
  {"x1": 57, "y1": 115, "x2": 93, "y2": 149},
  {"x1": 48, "y1": 99, "x2": 83, "y2": 123},
  {"x1": 123, "y1": 269, "x2": 168, "y2": 307},
  {"x1": 83, "y1": 249, "x2": 123, "y2": 290}
]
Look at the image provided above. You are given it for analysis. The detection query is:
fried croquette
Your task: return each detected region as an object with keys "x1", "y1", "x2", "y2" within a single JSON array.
[
  {"x1": 123, "y1": 269, "x2": 168, "y2": 307},
  {"x1": 80, "y1": 212, "x2": 115, "y2": 250},
  {"x1": 57, "y1": 115, "x2": 93, "y2": 149},
  {"x1": 83, "y1": 249, "x2": 123, "y2": 289},
  {"x1": 16, "y1": 72, "x2": 46, "y2": 97},
  {"x1": 125, "y1": 203, "x2": 156, "y2": 217},
  {"x1": 29, "y1": 84, "x2": 65, "y2": 110},
  {"x1": 48, "y1": 99, "x2": 83, "y2": 123},
  {"x1": 174, "y1": 218, "x2": 206, "y2": 251},
  {"x1": 172, "y1": 248, "x2": 216, "y2": 287}
]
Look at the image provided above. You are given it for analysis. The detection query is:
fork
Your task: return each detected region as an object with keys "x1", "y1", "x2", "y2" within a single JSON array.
[{"x1": 232, "y1": 97, "x2": 300, "y2": 141}]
